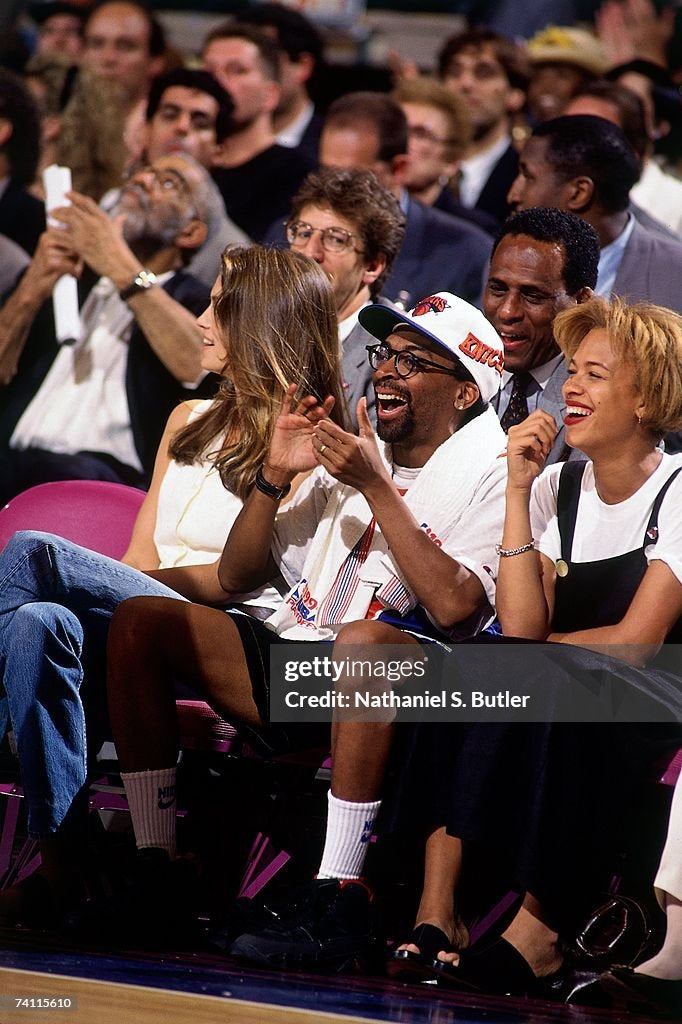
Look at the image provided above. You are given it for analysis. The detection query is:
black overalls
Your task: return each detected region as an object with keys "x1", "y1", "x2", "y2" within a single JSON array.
[
  {"x1": 554, "y1": 460, "x2": 682, "y2": 649},
  {"x1": 387, "y1": 461, "x2": 682, "y2": 933}
]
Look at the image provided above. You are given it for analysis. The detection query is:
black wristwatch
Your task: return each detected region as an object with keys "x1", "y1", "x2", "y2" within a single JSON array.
[
  {"x1": 255, "y1": 466, "x2": 291, "y2": 501},
  {"x1": 119, "y1": 269, "x2": 158, "y2": 301}
]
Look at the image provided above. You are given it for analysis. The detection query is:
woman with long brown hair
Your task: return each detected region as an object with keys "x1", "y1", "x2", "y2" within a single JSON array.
[{"x1": 0, "y1": 244, "x2": 346, "y2": 925}]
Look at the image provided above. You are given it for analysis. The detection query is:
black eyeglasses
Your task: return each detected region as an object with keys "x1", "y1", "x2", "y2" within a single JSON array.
[
  {"x1": 286, "y1": 221, "x2": 361, "y2": 254},
  {"x1": 366, "y1": 342, "x2": 462, "y2": 379}
]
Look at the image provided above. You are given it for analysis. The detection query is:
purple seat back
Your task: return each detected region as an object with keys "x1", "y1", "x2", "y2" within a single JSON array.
[{"x1": 0, "y1": 480, "x2": 145, "y2": 558}]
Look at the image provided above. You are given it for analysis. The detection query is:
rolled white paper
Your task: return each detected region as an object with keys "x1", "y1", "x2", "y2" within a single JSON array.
[{"x1": 43, "y1": 164, "x2": 80, "y2": 345}]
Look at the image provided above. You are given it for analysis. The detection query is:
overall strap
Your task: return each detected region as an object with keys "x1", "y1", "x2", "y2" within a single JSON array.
[
  {"x1": 643, "y1": 466, "x2": 682, "y2": 545},
  {"x1": 556, "y1": 460, "x2": 588, "y2": 561}
]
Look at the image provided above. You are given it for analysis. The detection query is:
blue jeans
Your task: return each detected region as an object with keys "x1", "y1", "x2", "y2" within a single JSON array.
[{"x1": 0, "y1": 531, "x2": 187, "y2": 837}]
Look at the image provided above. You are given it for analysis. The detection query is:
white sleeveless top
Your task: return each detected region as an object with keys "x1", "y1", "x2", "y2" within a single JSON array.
[{"x1": 154, "y1": 400, "x2": 284, "y2": 614}]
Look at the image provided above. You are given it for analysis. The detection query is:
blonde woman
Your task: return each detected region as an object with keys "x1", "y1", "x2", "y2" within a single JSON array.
[{"x1": 391, "y1": 298, "x2": 682, "y2": 997}]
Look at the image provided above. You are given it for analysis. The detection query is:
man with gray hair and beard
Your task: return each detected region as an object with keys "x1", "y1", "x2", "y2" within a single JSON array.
[{"x1": 0, "y1": 153, "x2": 214, "y2": 501}]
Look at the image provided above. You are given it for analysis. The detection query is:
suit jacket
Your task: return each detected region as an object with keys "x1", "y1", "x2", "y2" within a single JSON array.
[
  {"x1": 0, "y1": 180, "x2": 45, "y2": 256},
  {"x1": 494, "y1": 359, "x2": 583, "y2": 465},
  {"x1": 474, "y1": 143, "x2": 518, "y2": 228},
  {"x1": 294, "y1": 110, "x2": 323, "y2": 167},
  {"x1": 0, "y1": 272, "x2": 216, "y2": 484},
  {"x1": 613, "y1": 219, "x2": 682, "y2": 313},
  {"x1": 0, "y1": 232, "x2": 29, "y2": 299},
  {"x1": 342, "y1": 297, "x2": 399, "y2": 429},
  {"x1": 631, "y1": 201, "x2": 681, "y2": 242},
  {"x1": 384, "y1": 197, "x2": 492, "y2": 310},
  {"x1": 343, "y1": 319, "x2": 376, "y2": 430}
]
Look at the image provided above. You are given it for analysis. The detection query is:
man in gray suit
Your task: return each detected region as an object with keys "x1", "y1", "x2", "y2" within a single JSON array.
[
  {"x1": 507, "y1": 114, "x2": 682, "y2": 314},
  {"x1": 484, "y1": 207, "x2": 599, "y2": 463},
  {"x1": 286, "y1": 167, "x2": 406, "y2": 427}
]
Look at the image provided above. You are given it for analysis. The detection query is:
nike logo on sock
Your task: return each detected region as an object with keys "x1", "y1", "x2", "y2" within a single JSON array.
[
  {"x1": 157, "y1": 784, "x2": 176, "y2": 811},
  {"x1": 360, "y1": 816, "x2": 375, "y2": 843}
]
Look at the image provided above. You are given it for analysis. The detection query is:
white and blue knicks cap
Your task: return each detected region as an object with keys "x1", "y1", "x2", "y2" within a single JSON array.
[{"x1": 358, "y1": 291, "x2": 504, "y2": 404}]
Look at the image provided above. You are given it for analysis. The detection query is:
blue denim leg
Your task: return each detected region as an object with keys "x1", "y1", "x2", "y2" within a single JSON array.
[
  {"x1": 0, "y1": 530, "x2": 188, "y2": 836},
  {"x1": 5, "y1": 603, "x2": 86, "y2": 837}
]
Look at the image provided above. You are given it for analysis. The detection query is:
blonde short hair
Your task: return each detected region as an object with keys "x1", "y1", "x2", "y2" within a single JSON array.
[
  {"x1": 553, "y1": 295, "x2": 682, "y2": 436},
  {"x1": 392, "y1": 76, "x2": 472, "y2": 161}
]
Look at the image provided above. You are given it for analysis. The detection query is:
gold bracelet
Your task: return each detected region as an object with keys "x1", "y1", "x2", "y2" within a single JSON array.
[{"x1": 495, "y1": 540, "x2": 535, "y2": 557}]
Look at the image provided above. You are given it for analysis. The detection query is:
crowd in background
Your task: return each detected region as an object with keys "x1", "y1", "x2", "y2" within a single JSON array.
[{"x1": 0, "y1": 0, "x2": 682, "y2": 1017}]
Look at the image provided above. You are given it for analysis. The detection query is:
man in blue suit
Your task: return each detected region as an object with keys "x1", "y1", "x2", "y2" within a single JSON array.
[
  {"x1": 318, "y1": 91, "x2": 493, "y2": 311},
  {"x1": 484, "y1": 207, "x2": 599, "y2": 463}
]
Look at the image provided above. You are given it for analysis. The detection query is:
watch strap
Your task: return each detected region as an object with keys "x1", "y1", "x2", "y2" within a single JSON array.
[
  {"x1": 255, "y1": 466, "x2": 291, "y2": 501},
  {"x1": 119, "y1": 269, "x2": 158, "y2": 301}
]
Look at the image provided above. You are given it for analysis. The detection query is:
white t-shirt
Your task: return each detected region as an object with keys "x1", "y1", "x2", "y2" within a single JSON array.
[
  {"x1": 531, "y1": 453, "x2": 682, "y2": 585},
  {"x1": 10, "y1": 271, "x2": 173, "y2": 471},
  {"x1": 267, "y1": 454, "x2": 506, "y2": 641}
]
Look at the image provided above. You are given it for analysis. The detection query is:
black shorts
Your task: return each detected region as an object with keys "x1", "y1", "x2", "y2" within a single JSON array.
[{"x1": 226, "y1": 610, "x2": 330, "y2": 757}]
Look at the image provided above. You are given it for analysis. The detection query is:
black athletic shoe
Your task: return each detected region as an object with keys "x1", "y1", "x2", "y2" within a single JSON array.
[
  {"x1": 229, "y1": 877, "x2": 381, "y2": 972},
  {"x1": 66, "y1": 847, "x2": 201, "y2": 948}
]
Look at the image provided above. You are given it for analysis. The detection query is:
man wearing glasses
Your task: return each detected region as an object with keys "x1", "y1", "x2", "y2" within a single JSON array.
[
  {"x1": 0, "y1": 153, "x2": 214, "y2": 503},
  {"x1": 106, "y1": 286, "x2": 508, "y2": 957},
  {"x1": 101, "y1": 68, "x2": 250, "y2": 289},
  {"x1": 285, "y1": 167, "x2": 405, "y2": 428}
]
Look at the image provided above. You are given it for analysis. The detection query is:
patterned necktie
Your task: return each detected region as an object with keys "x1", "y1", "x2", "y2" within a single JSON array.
[{"x1": 500, "y1": 371, "x2": 533, "y2": 433}]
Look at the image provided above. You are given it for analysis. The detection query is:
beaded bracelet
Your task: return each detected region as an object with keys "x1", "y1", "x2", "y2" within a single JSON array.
[{"x1": 495, "y1": 540, "x2": 535, "y2": 557}]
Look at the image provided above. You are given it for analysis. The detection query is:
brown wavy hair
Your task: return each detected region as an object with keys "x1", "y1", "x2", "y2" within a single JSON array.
[{"x1": 170, "y1": 245, "x2": 348, "y2": 499}]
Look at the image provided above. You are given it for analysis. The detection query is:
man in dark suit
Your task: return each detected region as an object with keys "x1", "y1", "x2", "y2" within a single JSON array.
[
  {"x1": 508, "y1": 114, "x2": 682, "y2": 314},
  {"x1": 234, "y1": 1, "x2": 324, "y2": 166},
  {"x1": 0, "y1": 153, "x2": 215, "y2": 502},
  {"x1": 0, "y1": 68, "x2": 45, "y2": 255},
  {"x1": 0, "y1": 233, "x2": 28, "y2": 301},
  {"x1": 438, "y1": 28, "x2": 529, "y2": 229},
  {"x1": 483, "y1": 207, "x2": 599, "y2": 463},
  {"x1": 319, "y1": 91, "x2": 493, "y2": 310},
  {"x1": 286, "y1": 167, "x2": 406, "y2": 428}
]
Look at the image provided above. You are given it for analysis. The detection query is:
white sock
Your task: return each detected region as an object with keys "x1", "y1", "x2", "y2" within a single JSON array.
[
  {"x1": 121, "y1": 767, "x2": 177, "y2": 858},
  {"x1": 317, "y1": 791, "x2": 381, "y2": 880}
]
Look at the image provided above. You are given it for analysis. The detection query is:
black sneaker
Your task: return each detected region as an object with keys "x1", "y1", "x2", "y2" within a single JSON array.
[
  {"x1": 66, "y1": 847, "x2": 201, "y2": 948},
  {"x1": 228, "y1": 877, "x2": 381, "y2": 972}
]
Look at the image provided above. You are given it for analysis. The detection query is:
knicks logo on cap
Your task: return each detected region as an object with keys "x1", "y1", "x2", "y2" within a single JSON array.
[
  {"x1": 413, "y1": 295, "x2": 449, "y2": 317},
  {"x1": 459, "y1": 332, "x2": 504, "y2": 376}
]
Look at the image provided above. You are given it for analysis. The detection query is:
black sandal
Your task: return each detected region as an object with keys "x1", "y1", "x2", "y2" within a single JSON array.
[
  {"x1": 387, "y1": 923, "x2": 456, "y2": 981},
  {"x1": 430, "y1": 936, "x2": 565, "y2": 998}
]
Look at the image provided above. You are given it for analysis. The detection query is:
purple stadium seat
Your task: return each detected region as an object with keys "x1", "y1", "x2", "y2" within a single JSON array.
[{"x1": 0, "y1": 479, "x2": 146, "y2": 557}]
